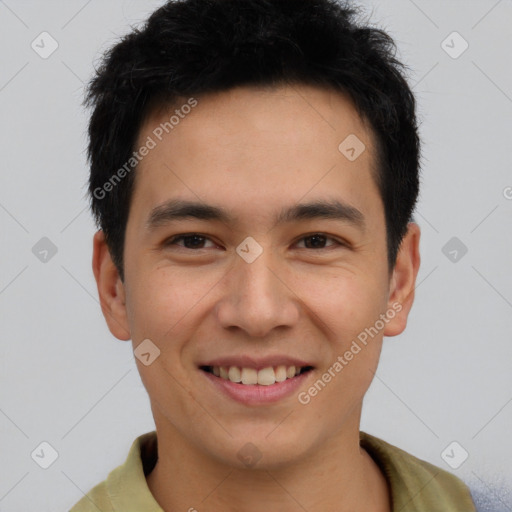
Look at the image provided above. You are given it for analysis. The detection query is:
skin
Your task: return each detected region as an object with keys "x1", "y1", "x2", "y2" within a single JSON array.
[{"x1": 93, "y1": 83, "x2": 420, "y2": 511}]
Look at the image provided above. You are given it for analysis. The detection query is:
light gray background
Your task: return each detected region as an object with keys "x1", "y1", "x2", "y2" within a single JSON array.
[{"x1": 0, "y1": 1, "x2": 511, "y2": 510}]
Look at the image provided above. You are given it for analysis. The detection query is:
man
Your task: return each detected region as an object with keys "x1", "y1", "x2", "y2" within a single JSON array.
[{"x1": 71, "y1": 0, "x2": 477, "y2": 510}]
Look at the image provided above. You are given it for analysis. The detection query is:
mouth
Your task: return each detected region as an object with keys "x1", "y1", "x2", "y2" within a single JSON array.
[
  {"x1": 199, "y1": 363, "x2": 315, "y2": 405},
  {"x1": 199, "y1": 364, "x2": 314, "y2": 386}
]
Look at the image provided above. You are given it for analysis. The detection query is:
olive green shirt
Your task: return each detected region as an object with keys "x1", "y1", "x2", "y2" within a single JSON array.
[{"x1": 70, "y1": 430, "x2": 477, "y2": 511}]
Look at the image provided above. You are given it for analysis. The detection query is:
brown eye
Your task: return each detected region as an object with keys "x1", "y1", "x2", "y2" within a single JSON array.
[
  {"x1": 296, "y1": 234, "x2": 342, "y2": 250},
  {"x1": 166, "y1": 234, "x2": 216, "y2": 249}
]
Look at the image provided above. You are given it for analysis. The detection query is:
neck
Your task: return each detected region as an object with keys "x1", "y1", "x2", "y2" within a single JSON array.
[{"x1": 146, "y1": 411, "x2": 391, "y2": 512}]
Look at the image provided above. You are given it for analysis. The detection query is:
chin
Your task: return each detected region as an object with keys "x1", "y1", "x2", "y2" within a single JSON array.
[{"x1": 210, "y1": 431, "x2": 312, "y2": 471}]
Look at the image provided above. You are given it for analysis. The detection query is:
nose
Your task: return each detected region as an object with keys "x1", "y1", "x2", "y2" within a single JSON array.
[{"x1": 214, "y1": 246, "x2": 300, "y2": 338}]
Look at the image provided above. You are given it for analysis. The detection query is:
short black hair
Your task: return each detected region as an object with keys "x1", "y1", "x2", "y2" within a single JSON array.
[{"x1": 85, "y1": 0, "x2": 421, "y2": 282}]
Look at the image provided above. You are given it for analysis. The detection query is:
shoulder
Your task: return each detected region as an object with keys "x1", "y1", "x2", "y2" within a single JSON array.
[
  {"x1": 360, "y1": 431, "x2": 477, "y2": 511},
  {"x1": 69, "y1": 480, "x2": 113, "y2": 512},
  {"x1": 68, "y1": 431, "x2": 160, "y2": 512}
]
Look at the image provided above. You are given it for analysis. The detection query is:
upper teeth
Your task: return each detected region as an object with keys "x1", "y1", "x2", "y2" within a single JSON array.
[{"x1": 211, "y1": 365, "x2": 303, "y2": 386}]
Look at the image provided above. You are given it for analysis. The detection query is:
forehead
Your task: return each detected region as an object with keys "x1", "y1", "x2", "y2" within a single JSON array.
[
  {"x1": 142, "y1": 84, "x2": 373, "y2": 154},
  {"x1": 129, "y1": 84, "x2": 382, "y2": 231}
]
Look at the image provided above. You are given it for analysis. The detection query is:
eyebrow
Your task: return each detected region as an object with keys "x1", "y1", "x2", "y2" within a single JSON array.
[{"x1": 146, "y1": 198, "x2": 365, "y2": 231}]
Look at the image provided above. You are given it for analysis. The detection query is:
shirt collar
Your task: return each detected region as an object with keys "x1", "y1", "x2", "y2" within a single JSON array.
[
  {"x1": 105, "y1": 430, "x2": 473, "y2": 512},
  {"x1": 105, "y1": 430, "x2": 162, "y2": 511}
]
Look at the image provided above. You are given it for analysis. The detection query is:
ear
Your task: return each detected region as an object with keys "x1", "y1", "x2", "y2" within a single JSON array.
[
  {"x1": 383, "y1": 222, "x2": 421, "y2": 337},
  {"x1": 92, "y1": 230, "x2": 131, "y2": 341}
]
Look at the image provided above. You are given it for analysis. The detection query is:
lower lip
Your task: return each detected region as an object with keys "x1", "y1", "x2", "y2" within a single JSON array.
[{"x1": 201, "y1": 369, "x2": 314, "y2": 405}]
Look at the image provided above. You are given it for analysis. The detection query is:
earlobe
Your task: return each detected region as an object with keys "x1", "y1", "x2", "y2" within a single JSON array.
[
  {"x1": 92, "y1": 230, "x2": 131, "y2": 341},
  {"x1": 383, "y1": 222, "x2": 421, "y2": 337}
]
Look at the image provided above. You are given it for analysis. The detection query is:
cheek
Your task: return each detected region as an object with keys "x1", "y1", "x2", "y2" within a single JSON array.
[
  {"x1": 125, "y1": 266, "x2": 217, "y2": 419},
  {"x1": 297, "y1": 268, "x2": 389, "y2": 337},
  {"x1": 125, "y1": 265, "x2": 227, "y2": 344},
  {"x1": 296, "y1": 270, "x2": 387, "y2": 392}
]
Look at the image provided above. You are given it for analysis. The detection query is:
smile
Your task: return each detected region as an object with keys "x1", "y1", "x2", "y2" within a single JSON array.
[
  {"x1": 201, "y1": 365, "x2": 314, "y2": 386},
  {"x1": 199, "y1": 365, "x2": 315, "y2": 405}
]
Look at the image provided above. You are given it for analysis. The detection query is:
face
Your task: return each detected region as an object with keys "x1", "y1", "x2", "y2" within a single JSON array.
[{"x1": 94, "y1": 84, "x2": 420, "y2": 469}]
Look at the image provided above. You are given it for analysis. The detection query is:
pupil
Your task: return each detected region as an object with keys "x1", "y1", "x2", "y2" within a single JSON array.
[
  {"x1": 306, "y1": 234, "x2": 326, "y2": 248},
  {"x1": 185, "y1": 235, "x2": 204, "y2": 248}
]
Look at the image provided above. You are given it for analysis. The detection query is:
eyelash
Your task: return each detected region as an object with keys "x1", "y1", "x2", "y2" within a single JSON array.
[{"x1": 164, "y1": 233, "x2": 346, "y2": 251}]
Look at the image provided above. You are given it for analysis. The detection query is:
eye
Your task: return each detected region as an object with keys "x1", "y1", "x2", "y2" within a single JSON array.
[
  {"x1": 294, "y1": 233, "x2": 344, "y2": 250},
  {"x1": 164, "y1": 233, "x2": 217, "y2": 250}
]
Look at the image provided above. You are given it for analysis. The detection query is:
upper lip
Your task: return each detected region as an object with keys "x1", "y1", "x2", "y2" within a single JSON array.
[{"x1": 198, "y1": 355, "x2": 315, "y2": 371}]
